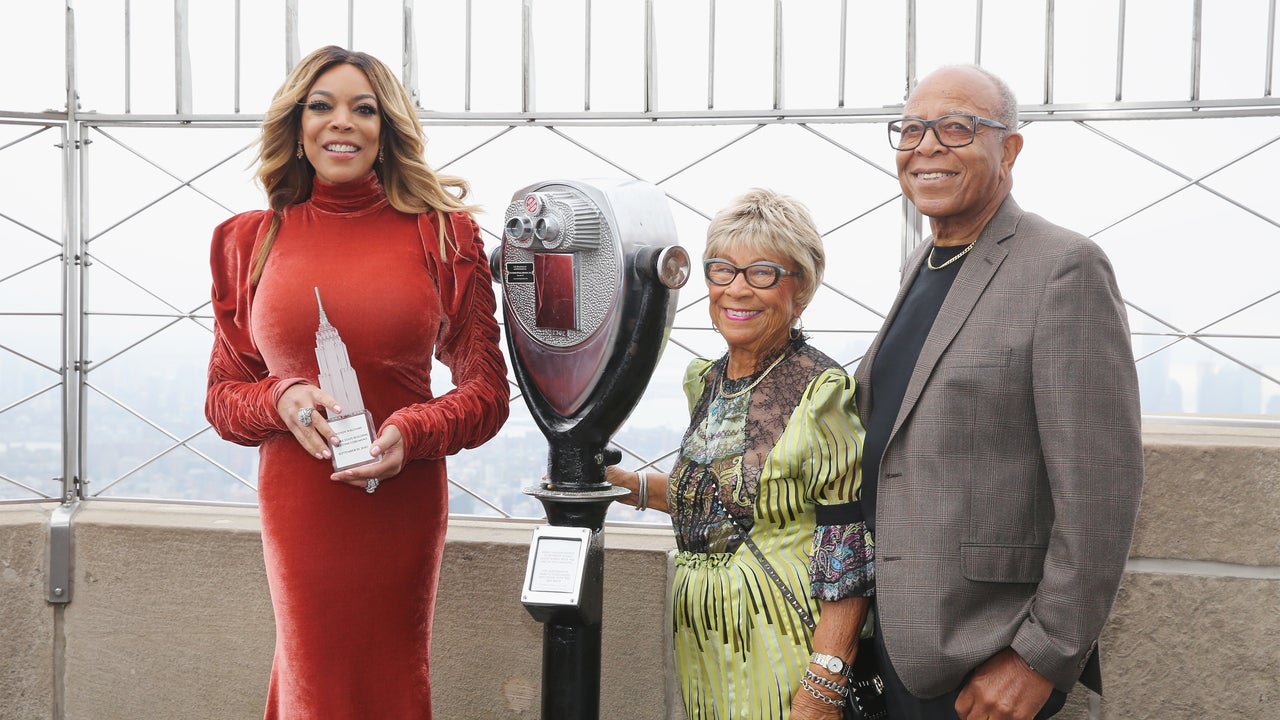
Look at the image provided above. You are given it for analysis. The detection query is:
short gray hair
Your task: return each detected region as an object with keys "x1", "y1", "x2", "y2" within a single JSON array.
[
  {"x1": 930, "y1": 64, "x2": 1019, "y2": 131},
  {"x1": 966, "y1": 64, "x2": 1017, "y2": 130},
  {"x1": 704, "y1": 188, "x2": 825, "y2": 308}
]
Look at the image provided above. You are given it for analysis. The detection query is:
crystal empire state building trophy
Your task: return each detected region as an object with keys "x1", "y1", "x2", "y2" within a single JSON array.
[{"x1": 313, "y1": 287, "x2": 377, "y2": 471}]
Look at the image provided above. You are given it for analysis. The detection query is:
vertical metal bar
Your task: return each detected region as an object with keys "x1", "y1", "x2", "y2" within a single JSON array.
[
  {"x1": 1044, "y1": 0, "x2": 1055, "y2": 105},
  {"x1": 903, "y1": 0, "x2": 923, "y2": 264},
  {"x1": 838, "y1": 0, "x2": 847, "y2": 107},
  {"x1": 49, "y1": 503, "x2": 77, "y2": 602},
  {"x1": 124, "y1": 0, "x2": 131, "y2": 113},
  {"x1": 61, "y1": 2, "x2": 82, "y2": 508},
  {"x1": 465, "y1": 0, "x2": 472, "y2": 111},
  {"x1": 522, "y1": 0, "x2": 533, "y2": 113},
  {"x1": 1115, "y1": 0, "x2": 1126, "y2": 101},
  {"x1": 905, "y1": 0, "x2": 917, "y2": 99},
  {"x1": 75, "y1": 124, "x2": 90, "y2": 498},
  {"x1": 57, "y1": 9, "x2": 88, "y2": 660},
  {"x1": 348, "y1": 0, "x2": 354, "y2": 49},
  {"x1": 175, "y1": 0, "x2": 192, "y2": 114},
  {"x1": 772, "y1": 0, "x2": 783, "y2": 110},
  {"x1": 975, "y1": 0, "x2": 984, "y2": 64},
  {"x1": 403, "y1": 0, "x2": 420, "y2": 108},
  {"x1": 902, "y1": 189, "x2": 924, "y2": 265},
  {"x1": 1190, "y1": 0, "x2": 1202, "y2": 102},
  {"x1": 708, "y1": 0, "x2": 716, "y2": 109},
  {"x1": 286, "y1": 0, "x2": 300, "y2": 72},
  {"x1": 1268, "y1": 0, "x2": 1277, "y2": 97},
  {"x1": 645, "y1": 0, "x2": 657, "y2": 112},
  {"x1": 234, "y1": 0, "x2": 241, "y2": 113},
  {"x1": 584, "y1": 0, "x2": 592, "y2": 111}
]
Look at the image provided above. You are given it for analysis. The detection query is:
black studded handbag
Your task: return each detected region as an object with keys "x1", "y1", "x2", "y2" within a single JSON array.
[{"x1": 733, "y1": 522, "x2": 889, "y2": 720}]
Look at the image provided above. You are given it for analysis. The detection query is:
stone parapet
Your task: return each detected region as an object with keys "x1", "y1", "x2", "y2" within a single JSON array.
[
  {"x1": 0, "y1": 503, "x2": 55, "y2": 720},
  {"x1": 1132, "y1": 422, "x2": 1280, "y2": 566},
  {"x1": 0, "y1": 421, "x2": 1277, "y2": 718}
]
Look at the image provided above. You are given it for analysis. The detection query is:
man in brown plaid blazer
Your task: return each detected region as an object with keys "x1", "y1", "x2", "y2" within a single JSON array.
[{"x1": 853, "y1": 65, "x2": 1144, "y2": 719}]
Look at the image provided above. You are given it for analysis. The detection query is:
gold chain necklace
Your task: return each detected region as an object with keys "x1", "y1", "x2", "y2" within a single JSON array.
[
  {"x1": 927, "y1": 239, "x2": 978, "y2": 270},
  {"x1": 719, "y1": 349, "x2": 791, "y2": 399}
]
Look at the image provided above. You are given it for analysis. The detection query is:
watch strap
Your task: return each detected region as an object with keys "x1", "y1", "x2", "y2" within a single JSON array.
[{"x1": 811, "y1": 651, "x2": 847, "y2": 674}]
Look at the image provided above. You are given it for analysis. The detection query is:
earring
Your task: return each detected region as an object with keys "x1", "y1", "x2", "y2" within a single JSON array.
[
  {"x1": 377, "y1": 147, "x2": 385, "y2": 164},
  {"x1": 790, "y1": 316, "x2": 804, "y2": 340},
  {"x1": 296, "y1": 142, "x2": 304, "y2": 160}
]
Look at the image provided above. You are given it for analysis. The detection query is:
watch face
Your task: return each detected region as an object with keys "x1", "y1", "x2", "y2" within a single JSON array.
[{"x1": 827, "y1": 657, "x2": 845, "y2": 673}]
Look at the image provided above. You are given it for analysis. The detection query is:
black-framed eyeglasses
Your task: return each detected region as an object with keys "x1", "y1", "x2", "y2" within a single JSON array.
[
  {"x1": 703, "y1": 259, "x2": 801, "y2": 289},
  {"x1": 888, "y1": 114, "x2": 1008, "y2": 151}
]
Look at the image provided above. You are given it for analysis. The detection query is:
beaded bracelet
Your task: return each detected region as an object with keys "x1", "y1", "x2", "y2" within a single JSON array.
[
  {"x1": 801, "y1": 679, "x2": 847, "y2": 707},
  {"x1": 803, "y1": 669, "x2": 850, "y2": 697}
]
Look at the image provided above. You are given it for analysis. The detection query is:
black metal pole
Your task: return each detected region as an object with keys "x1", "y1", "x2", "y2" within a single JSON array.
[
  {"x1": 542, "y1": 622, "x2": 602, "y2": 720},
  {"x1": 527, "y1": 489, "x2": 617, "y2": 720}
]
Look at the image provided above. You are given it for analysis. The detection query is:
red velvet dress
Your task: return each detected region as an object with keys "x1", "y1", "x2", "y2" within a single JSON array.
[{"x1": 205, "y1": 172, "x2": 509, "y2": 719}]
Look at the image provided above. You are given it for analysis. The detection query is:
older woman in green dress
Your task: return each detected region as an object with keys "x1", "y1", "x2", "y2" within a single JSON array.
[{"x1": 608, "y1": 188, "x2": 874, "y2": 719}]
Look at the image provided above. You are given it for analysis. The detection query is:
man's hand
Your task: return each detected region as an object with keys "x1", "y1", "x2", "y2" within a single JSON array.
[{"x1": 955, "y1": 648, "x2": 1053, "y2": 720}]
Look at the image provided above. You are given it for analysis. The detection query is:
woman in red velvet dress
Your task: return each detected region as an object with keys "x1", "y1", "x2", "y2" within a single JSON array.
[{"x1": 205, "y1": 46, "x2": 509, "y2": 719}]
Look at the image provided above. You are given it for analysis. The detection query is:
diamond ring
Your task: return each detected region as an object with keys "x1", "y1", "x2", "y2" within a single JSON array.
[
  {"x1": 297, "y1": 407, "x2": 314, "y2": 427},
  {"x1": 366, "y1": 478, "x2": 380, "y2": 494}
]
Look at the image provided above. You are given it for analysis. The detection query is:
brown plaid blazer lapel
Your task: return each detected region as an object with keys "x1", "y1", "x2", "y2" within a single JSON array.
[{"x1": 891, "y1": 200, "x2": 1019, "y2": 440}]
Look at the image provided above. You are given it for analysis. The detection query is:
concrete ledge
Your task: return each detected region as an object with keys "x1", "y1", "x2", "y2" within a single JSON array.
[
  {"x1": 1135, "y1": 423, "x2": 1280, "y2": 566},
  {"x1": 1, "y1": 421, "x2": 1277, "y2": 719},
  {"x1": 1103, "y1": 571, "x2": 1280, "y2": 717},
  {"x1": 430, "y1": 518, "x2": 679, "y2": 720},
  {"x1": 62, "y1": 502, "x2": 273, "y2": 720},
  {"x1": 0, "y1": 502, "x2": 55, "y2": 720},
  {"x1": 0, "y1": 503, "x2": 680, "y2": 720}
]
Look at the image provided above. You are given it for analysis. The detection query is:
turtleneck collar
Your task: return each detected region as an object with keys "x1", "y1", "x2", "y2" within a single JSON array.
[{"x1": 308, "y1": 171, "x2": 389, "y2": 216}]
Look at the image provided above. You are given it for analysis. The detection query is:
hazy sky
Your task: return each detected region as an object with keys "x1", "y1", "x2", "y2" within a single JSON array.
[{"x1": 3, "y1": 1, "x2": 1277, "y2": 503}]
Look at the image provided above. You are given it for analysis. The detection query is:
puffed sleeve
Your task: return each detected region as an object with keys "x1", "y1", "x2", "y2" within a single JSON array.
[
  {"x1": 382, "y1": 212, "x2": 510, "y2": 461},
  {"x1": 680, "y1": 357, "x2": 716, "y2": 412},
  {"x1": 800, "y1": 368, "x2": 875, "y2": 601},
  {"x1": 204, "y1": 211, "x2": 295, "y2": 446}
]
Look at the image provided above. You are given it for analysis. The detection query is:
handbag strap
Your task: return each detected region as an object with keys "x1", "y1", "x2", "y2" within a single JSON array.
[{"x1": 732, "y1": 520, "x2": 817, "y2": 631}]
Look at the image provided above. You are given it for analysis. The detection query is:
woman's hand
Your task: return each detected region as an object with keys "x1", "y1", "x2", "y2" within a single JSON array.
[
  {"x1": 789, "y1": 683, "x2": 845, "y2": 720},
  {"x1": 331, "y1": 424, "x2": 405, "y2": 491},
  {"x1": 792, "y1": 596, "x2": 871, "y2": 720},
  {"x1": 277, "y1": 383, "x2": 343, "y2": 461},
  {"x1": 604, "y1": 466, "x2": 672, "y2": 514},
  {"x1": 605, "y1": 465, "x2": 640, "y2": 507}
]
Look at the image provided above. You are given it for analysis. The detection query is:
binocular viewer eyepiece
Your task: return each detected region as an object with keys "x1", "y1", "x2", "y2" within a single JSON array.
[{"x1": 490, "y1": 179, "x2": 688, "y2": 493}]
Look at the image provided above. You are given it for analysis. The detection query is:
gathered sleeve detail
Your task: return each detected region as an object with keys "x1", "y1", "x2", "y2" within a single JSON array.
[
  {"x1": 383, "y1": 212, "x2": 510, "y2": 461},
  {"x1": 797, "y1": 369, "x2": 875, "y2": 601},
  {"x1": 204, "y1": 211, "x2": 295, "y2": 446},
  {"x1": 680, "y1": 357, "x2": 717, "y2": 412}
]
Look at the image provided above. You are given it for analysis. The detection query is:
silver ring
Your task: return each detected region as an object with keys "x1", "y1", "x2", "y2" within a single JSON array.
[
  {"x1": 297, "y1": 407, "x2": 314, "y2": 427},
  {"x1": 366, "y1": 478, "x2": 380, "y2": 494}
]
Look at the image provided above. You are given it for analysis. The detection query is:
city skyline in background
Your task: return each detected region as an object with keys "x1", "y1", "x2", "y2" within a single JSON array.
[{"x1": 2, "y1": 0, "x2": 1277, "y2": 510}]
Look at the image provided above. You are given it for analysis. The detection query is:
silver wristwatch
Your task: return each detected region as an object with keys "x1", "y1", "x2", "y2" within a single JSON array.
[{"x1": 810, "y1": 652, "x2": 848, "y2": 675}]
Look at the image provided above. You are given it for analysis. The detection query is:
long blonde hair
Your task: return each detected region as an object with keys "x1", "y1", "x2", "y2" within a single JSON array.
[{"x1": 250, "y1": 45, "x2": 478, "y2": 284}]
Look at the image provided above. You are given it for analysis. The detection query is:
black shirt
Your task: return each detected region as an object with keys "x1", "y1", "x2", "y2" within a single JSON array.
[{"x1": 861, "y1": 243, "x2": 970, "y2": 532}]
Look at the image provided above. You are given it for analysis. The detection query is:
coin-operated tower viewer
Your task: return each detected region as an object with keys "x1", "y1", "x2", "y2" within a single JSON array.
[{"x1": 490, "y1": 178, "x2": 689, "y2": 720}]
